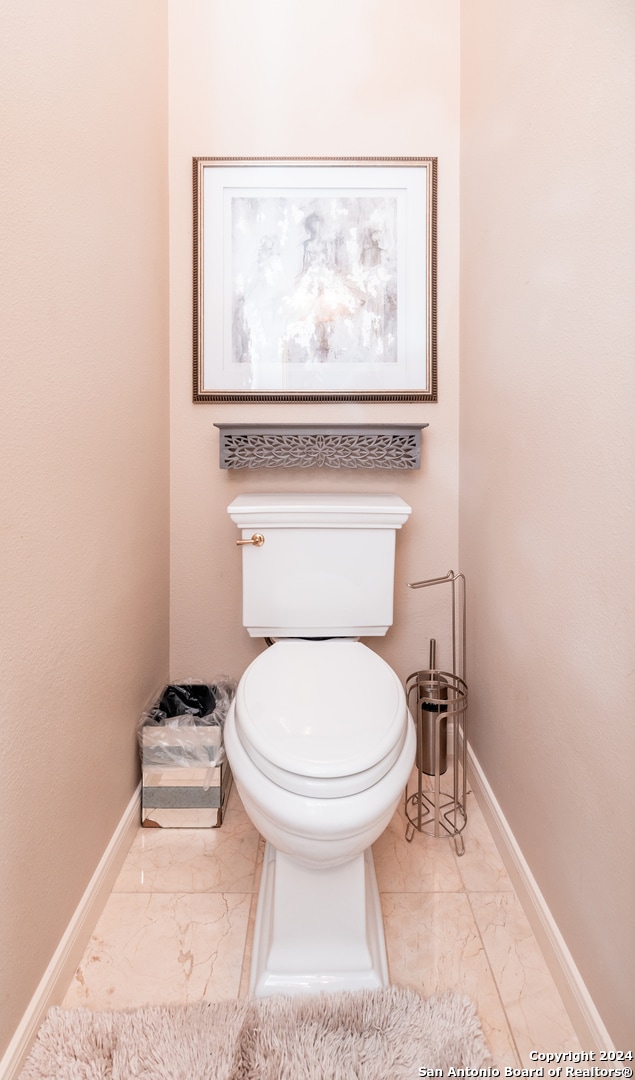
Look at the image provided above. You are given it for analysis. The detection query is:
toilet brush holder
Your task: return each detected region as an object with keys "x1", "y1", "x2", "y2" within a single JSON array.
[
  {"x1": 404, "y1": 571, "x2": 468, "y2": 855},
  {"x1": 415, "y1": 640, "x2": 449, "y2": 775}
]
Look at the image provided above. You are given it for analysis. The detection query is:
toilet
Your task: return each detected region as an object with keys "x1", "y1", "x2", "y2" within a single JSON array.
[{"x1": 224, "y1": 492, "x2": 416, "y2": 996}]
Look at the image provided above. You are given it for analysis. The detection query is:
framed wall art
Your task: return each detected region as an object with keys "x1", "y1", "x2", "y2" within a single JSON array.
[{"x1": 193, "y1": 157, "x2": 437, "y2": 402}]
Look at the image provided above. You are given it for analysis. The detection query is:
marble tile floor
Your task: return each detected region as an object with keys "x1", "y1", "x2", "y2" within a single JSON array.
[{"x1": 63, "y1": 778, "x2": 582, "y2": 1069}]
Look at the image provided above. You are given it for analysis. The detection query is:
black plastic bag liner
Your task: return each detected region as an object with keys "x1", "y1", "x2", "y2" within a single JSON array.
[{"x1": 147, "y1": 683, "x2": 217, "y2": 725}]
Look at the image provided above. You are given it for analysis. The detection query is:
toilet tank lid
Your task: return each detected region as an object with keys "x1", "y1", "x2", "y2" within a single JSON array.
[{"x1": 227, "y1": 493, "x2": 412, "y2": 529}]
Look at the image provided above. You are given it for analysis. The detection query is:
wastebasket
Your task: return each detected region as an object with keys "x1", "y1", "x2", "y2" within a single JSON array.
[{"x1": 138, "y1": 679, "x2": 236, "y2": 828}]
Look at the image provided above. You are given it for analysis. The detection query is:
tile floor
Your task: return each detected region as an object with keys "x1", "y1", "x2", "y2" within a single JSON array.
[{"x1": 63, "y1": 775, "x2": 582, "y2": 1069}]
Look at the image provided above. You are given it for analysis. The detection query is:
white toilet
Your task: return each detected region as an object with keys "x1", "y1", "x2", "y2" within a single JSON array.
[{"x1": 224, "y1": 492, "x2": 416, "y2": 997}]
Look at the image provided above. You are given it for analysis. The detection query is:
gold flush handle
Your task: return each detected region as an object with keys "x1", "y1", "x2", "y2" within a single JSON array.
[{"x1": 236, "y1": 532, "x2": 265, "y2": 547}]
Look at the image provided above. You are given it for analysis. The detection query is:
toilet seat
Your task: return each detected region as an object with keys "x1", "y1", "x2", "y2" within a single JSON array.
[{"x1": 234, "y1": 640, "x2": 407, "y2": 798}]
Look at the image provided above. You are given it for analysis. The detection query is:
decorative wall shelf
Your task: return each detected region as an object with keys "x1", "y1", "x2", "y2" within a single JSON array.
[{"x1": 214, "y1": 423, "x2": 428, "y2": 470}]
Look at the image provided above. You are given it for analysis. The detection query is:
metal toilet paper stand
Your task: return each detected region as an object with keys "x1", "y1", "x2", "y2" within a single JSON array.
[{"x1": 404, "y1": 571, "x2": 468, "y2": 855}]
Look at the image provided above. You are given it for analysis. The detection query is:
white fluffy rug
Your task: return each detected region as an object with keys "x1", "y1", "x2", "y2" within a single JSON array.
[{"x1": 20, "y1": 987, "x2": 492, "y2": 1079}]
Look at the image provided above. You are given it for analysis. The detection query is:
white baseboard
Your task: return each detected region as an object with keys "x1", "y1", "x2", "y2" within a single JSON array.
[
  {"x1": 466, "y1": 745, "x2": 612, "y2": 1051},
  {"x1": 0, "y1": 784, "x2": 141, "y2": 1080}
]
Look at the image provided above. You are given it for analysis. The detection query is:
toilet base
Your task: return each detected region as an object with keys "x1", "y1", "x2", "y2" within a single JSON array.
[{"x1": 250, "y1": 841, "x2": 389, "y2": 997}]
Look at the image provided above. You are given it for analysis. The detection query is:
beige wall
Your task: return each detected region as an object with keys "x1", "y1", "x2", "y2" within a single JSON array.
[
  {"x1": 459, "y1": 0, "x2": 635, "y2": 1047},
  {"x1": 0, "y1": 0, "x2": 170, "y2": 1058},
  {"x1": 168, "y1": 0, "x2": 461, "y2": 690}
]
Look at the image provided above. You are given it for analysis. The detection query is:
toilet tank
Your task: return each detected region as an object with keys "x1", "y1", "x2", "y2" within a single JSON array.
[{"x1": 227, "y1": 493, "x2": 411, "y2": 638}]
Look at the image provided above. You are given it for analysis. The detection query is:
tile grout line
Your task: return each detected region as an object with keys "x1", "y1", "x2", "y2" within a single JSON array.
[{"x1": 451, "y1": 819, "x2": 523, "y2": 1067}]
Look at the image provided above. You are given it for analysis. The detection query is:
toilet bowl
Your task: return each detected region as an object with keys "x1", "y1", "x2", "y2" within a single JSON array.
[
  {"x1": 225, "y1": 492, "x2": 414, "y2": 996},
  {"x1": 224, "y1": 639, "x2": 415, "y2": 995}
]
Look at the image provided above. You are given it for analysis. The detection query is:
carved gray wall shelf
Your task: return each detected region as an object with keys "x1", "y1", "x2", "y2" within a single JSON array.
[{"x1": 214, "y1": 423, "x2": 428, "y2": 470}]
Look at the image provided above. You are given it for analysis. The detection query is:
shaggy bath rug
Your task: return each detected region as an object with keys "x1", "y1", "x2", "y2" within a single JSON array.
[{"x1": 20, "y1": 987, "x2": 492, "y2": 1079}]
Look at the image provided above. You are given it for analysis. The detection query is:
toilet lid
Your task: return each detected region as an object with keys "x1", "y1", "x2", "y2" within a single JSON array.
[{"x1": 235, "y1": 640, "x2": 406, "y2": 785}]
